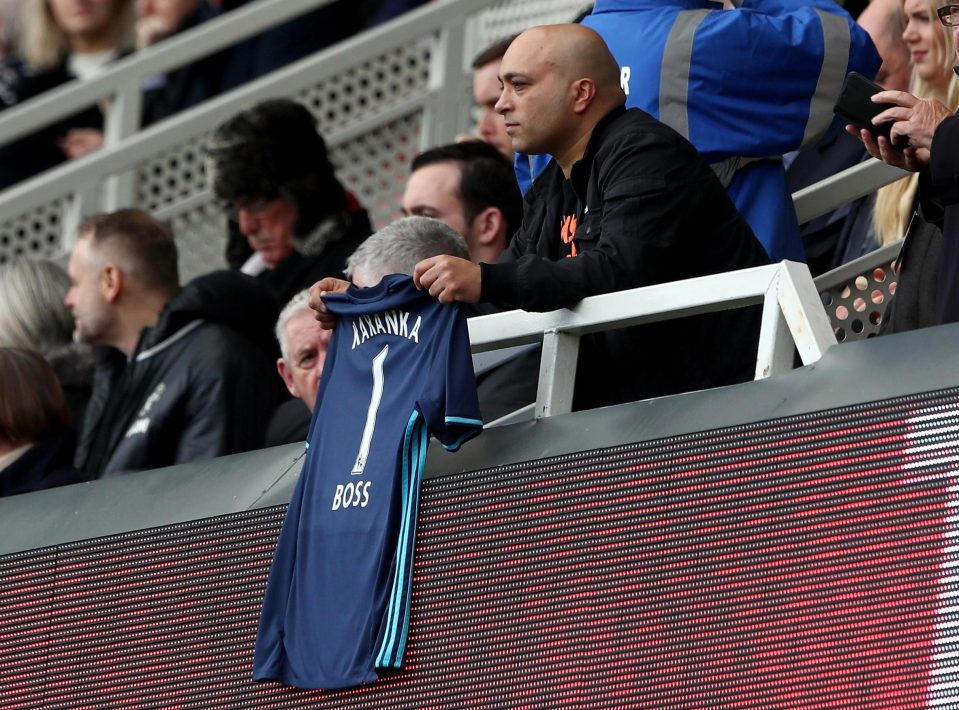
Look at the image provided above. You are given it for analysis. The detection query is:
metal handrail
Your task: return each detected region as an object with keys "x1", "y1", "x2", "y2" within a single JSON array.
[
  {"x1": 468, "y1": 261, "x2": 836, "y2": 419},
  {"x1": 0, "y1": 0, "x2": 340, "y2": 148},
  {"x1": 0, "y1": 0, "x2": 493, "y2": 222},
  {"x1": 792, "y1": 157, "x2": 907, "y2": 224}
]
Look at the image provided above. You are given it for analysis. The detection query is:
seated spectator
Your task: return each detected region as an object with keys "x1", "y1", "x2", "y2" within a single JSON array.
[
  {"x1": 402, "y1": 141, "x2": 522, "y2": 264},
  {"x1": 265, "y1": 289, "x2": 332, "y2": 447},
  {"x1": 206, "y1": 98, "x2": 372, "y2": 306},
  {"x1": 0, "y1": 347, "x2": 83, "y2": 496},
  {"x1": 402, "y1": 25, "x2": 770, "y2": 410},
  {"x1": 270, "y1": 217, "x2": 468, "y2": 441},
  {"x1": 64, "y1": 208, "x2": 282, "y2": 477},
  {"x1": 401, "y1": 141, "x2": 538, "y2": 421},
  {"x1": 0, "y1": 257, "x2": 94, "y2": 427},
  {"x1": 467, "y1": 36, "x2": 516, "y2": 159},
  {"x1": 0, "y1": 0, "x2": 133, "y2": 188},
  {"x1": 852, "y1": 0, "x2": 959, "y2": 331},
  {"x1": 135, "y1": 0, "x2": 228, "y2": 125}
]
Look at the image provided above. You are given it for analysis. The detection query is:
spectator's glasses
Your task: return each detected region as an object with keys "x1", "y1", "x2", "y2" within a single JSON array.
[{"x1": 938, "y1": 4, "x2": 959, "y2": 26}]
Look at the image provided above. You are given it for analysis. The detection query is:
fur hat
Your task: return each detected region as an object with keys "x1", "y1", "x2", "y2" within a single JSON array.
[{"x1": 205, "y1": 99, "x2": 346, "y2": 236}]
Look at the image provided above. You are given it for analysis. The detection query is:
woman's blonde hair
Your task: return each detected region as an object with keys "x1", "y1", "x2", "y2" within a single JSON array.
[
  {"x1": 874, "y1": 0, "x2": 959, "y2": 247},
  {"x1": 17, "y1": 0, "x2": 133, "y2": 70}
]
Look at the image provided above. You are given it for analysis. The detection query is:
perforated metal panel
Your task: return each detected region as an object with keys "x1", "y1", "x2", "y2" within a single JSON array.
[
  {"x1": 330, "y1": 111, "x2": 423, "y2": 227},
  {"x1": 816, "y1": 241, "x2": 902, "y2": 343},
  {"x1": 2, "y1": 387, "x2": 959, "y2": 707},
  {"x1": 474, "y1": 0, "x2": 592, "y2": 47},
  {"x1": 168, "y1": 200, "x2": 228, "y2": 284},
  {"x1": 0, "y1": 195, "x2": 68, "y2": 264},
  {"x1": 301, "y1": 41, "x2": 433, "y2": 136}
]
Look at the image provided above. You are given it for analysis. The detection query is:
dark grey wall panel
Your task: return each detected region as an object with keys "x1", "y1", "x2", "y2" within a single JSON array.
[{"x1": 4, "y1": 322, "x2": 959, "y2": 556}]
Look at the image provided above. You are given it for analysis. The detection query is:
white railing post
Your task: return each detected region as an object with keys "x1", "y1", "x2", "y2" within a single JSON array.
[
  {"x1": 421, "y1": 17, "x2": 469, "y2": 150},
  {"x1": 775, "y1": 260, "x2": 837, "y2": 364},
  {"x1": 756, "y1": 270, "x2": 796, "y2": 379},
  {"x1": 102, "y1": 80, "x2": 144, "y2": 211},
  {"x1": 535, "y1": 330, "x2": 580, "y2": 419}
]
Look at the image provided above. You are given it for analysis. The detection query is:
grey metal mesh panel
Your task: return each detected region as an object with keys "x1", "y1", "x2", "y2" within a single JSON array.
[
  {"x1": 816, "y1": 244, "x2": 901, "y2": 343},
  {"x1": 300, "y1": 41, "x2": 432, "y2": 135},
  {"x1": 168, "y1": 201, "x2": 228, "y2": 285},
  {"x1": 474, "y1": 0, "x2": 592, "y2": 47},
  {"x1": 330, "y1": 111, "x2": 423, "y2": 228},
  {"x1": 0, "y1": 196, "x2": 68, "y2": 264},
  {"x1": 137, "y1": 136, "x2": 209, "y2": 212}
]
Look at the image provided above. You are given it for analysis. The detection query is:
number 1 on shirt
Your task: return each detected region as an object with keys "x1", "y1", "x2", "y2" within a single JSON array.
[{"x1": 352, "y1": 344, "x2": 389, "y2": 475}]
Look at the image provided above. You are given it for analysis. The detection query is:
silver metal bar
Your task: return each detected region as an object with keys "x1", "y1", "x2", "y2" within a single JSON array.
[
  {"x1": 813, "y1": 238, "x2": 903, "y2": 292},
  {"x1": 776, "y1": 260, "x2": 838, "y2": 364},
  {"x1": 536, "y1": 330, "x2": 579, "y2": 419},
  {"x1": 0, "y1": 0, "x2": 495, "y2": 148},
  {"x1": 422, "y1": 18, "x2": 469, "y2": 150},
  {"x1": 467, "y1": 263, "x2": 781, "y2": 353},
  {"x1": 792, "y1": 157, "x2": 907, "y2": 224},
  {"x1": 755, "y1": 275, "x2": 795, "y2": 379},
  {"x1": 484, "y1": 403, "x2": 535, "y2": 428},
  {"x1": 0, "y1": 0, "x2": 488, "y2": 221}
]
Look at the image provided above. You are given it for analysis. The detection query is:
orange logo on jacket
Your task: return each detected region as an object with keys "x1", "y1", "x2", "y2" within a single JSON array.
[{"x1": 560, "y1": 214, "x2": 578, "y2": 258}]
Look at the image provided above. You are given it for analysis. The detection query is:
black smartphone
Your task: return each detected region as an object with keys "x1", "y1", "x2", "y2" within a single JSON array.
[{"x1": 833, "y1": 71, "x2": 895, "y2": 139}]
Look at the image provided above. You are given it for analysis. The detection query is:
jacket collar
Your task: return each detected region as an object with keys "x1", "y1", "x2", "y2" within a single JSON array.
[{"x1": 569, "y1": 105, "x2": 628, "y2": 197}]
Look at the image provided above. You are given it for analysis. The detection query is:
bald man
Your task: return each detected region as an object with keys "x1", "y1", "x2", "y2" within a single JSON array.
[{"x1": 317, "y1": 25, "x2": 769, "y2": 409}]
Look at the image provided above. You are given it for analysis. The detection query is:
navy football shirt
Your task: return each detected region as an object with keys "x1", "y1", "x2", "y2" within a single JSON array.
[{"x1": 253, "y1": 275, "x2": 483, "y2": 690}]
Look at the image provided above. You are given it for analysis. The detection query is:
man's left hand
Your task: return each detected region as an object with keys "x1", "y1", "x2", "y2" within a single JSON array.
[{"x1": 413, "y1": 256, "x2": 481, "y2": 304}]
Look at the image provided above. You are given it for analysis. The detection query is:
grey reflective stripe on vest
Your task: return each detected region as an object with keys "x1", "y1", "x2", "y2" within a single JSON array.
[
  {"x1": 659, "y1": 9, "x2": 710, "y2": 140},
  {"x1": 801, "y1": 8, "x2": 851, "y2": 148},
  {"x1": 661, "y1": 9, "x2": 750, "y2": 189}
]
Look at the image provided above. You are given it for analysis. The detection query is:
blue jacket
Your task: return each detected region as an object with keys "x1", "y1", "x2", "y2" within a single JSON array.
[{"x1": 517, "y1": 0, "x2": 881, "y2": 263}]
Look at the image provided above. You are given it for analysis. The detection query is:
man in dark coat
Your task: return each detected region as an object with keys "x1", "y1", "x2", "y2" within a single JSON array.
[
  {"x1": 317, "y1": 25, "x2": 769, "y2": 410},
  {"x1": 65, "y1": 209, "x2": 283, "y2": 478},
  {"x1": 206, "y1": 99, "x2": 372, "y2": 307}
]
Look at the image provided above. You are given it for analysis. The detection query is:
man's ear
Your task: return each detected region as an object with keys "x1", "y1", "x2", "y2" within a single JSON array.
[
  {"x1": 277, "y1": 357, "x2": 299, "y2": 398},
  {"x1": 100, "y1": 263, "x2": 123, "y2": 303},
  {"x1": 571, "y1": 77, "x2": 597, "y2": 114},
  {"x1": 472, "y1": 206, "x2": 508, "y2": 247}
]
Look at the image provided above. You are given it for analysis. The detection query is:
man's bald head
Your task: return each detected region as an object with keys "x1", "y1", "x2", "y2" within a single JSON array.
[
  {"x1": 505, "y1": 24, "x2": 624, "y2": 104},
  {"x1": 496, "y1": 24, "x2": 625, "y2": 170}
]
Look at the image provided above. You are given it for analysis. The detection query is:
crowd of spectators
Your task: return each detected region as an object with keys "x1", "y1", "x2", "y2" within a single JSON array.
[
  {"x1": 0, "y1": 0, "x2": 430, "y2": 187},
  {"x1": 5, "y1": 0, "x2": 959, "y2": 497}
]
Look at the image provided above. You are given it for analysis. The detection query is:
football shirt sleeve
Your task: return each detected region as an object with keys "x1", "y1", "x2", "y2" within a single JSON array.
[{"x1": 418, "y1": 303, "x2": 483, "y2": 451}]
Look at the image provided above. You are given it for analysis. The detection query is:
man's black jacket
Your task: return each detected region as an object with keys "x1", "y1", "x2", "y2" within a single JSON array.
[
  {"x1": 76, "y1": 270, "x2": 284, "y2": 478},
  {"x1": 480, "y1": 106, "x2": 770, "y2": 409}
]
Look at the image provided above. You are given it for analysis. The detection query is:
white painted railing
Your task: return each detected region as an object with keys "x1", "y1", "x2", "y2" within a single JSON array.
[{"x1": 470, "y1": 261, "x2": 835, "y2": 421}]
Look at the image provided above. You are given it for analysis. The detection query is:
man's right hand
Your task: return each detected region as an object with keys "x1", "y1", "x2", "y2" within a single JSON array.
[
  {"x1": 309, "y1": 277, "x2": 351, "y2": 329},
  {"x1": 848, "y1": 89, "x2": 955, "y2": 172}
]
